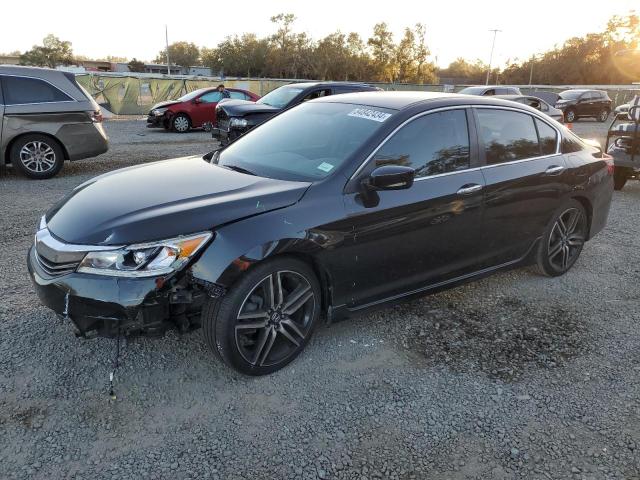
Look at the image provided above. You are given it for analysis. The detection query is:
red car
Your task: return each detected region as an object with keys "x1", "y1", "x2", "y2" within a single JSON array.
[{"x1": 146, "y1": 87, "x2": 260, "y2": 132}]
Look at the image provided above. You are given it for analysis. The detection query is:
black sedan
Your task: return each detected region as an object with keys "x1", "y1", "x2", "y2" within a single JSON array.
[
  {"x1": 212, "y1": 81, "x2": 379, "y2": 145},
  {"x1": 28, "y1": 92, "x2": 613, "y2": 375}
]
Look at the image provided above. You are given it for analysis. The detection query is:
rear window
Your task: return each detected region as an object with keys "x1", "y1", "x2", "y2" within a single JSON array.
[{"x1": 2, "y1": 76, "x2": 73, "y2": 105}]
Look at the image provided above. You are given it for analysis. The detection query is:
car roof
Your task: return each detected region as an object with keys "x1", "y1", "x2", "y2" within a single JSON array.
[
  {"x1": 285, "y1": 81, "x2": 373, "y2": 89},
  {"x1": 0, "y1": 64, "x2": 65, "y2": 79},
  {"x1": 312, "y1": 91, "x2": 542, "y2": 111}
]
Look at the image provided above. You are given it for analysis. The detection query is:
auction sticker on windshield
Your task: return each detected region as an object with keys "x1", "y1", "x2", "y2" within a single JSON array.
[
  {"x1": 348, "y1": 108, "x2": 392, "y2": 122},
  {"x1": 317, "y1": 162, "x2": 334, "y2": 173}
]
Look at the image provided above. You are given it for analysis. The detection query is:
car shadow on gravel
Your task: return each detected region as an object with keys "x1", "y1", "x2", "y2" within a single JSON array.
[{"x1": 398, "y1": 296, "x2": 590, "y2": 381}]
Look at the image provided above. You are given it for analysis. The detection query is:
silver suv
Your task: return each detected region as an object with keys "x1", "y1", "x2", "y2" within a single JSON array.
[{"x1": 0, "y1": 65, "x2": 108, "y2": 179}]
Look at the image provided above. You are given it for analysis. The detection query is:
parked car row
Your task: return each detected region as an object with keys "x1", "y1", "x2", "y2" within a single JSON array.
[{"x1": 29, "y1": 86, "x2": 614, "y2": 375}]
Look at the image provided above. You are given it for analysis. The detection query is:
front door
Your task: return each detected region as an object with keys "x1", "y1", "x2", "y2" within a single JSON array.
[
  {"x1": 0, "y1": 76, "x2": 4, "y2": 151},
  {"x1": 192, "y1": 90, "x2": 223, "y2": 126},
  {"x1": 343, "y1": 108, "x2": 486, "y2": 308},
  {"x1": 474, "y1": 107, "x2": 569, "y2": 265}
]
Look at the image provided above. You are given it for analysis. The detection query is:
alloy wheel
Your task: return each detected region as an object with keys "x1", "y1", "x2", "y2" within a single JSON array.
[
  {"x1": 547, "y1": 207, "x2": 586, "y2": 271},
  {"x1": 19, "y1": 141, "x2": 56, "y2": 174},
  {"x1": 565, "y1": 110, "x2": 576, "y2": 122},
  {"x1": 173, "y1": 116, "x2": 190, "y2": 132},
  {"x1": 235, "y1": 271, "x2": 315, "y2": 367}
]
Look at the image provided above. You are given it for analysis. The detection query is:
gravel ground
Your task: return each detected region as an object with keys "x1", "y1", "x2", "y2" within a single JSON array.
[{"x1": 1, "y1": 118, "x2": 639, "y2": 480}]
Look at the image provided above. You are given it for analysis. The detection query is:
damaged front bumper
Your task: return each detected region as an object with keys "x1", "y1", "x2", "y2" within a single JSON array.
[{"x1": 27, "y1": 245, "x2": 213, "y2": 338}]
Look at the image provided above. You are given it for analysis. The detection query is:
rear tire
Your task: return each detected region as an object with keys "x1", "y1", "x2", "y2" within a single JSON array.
[
  {"x1": 10, "y1": 134, "x2": 64, "y2": 179},
  {"x1": 535, "y1": 199, "x2": 587, "y2": 277},
  {"x1": 172, "y1": 114, "x2": 191, "y2": 133},
  {"x1": 202, "y1": 257, "x2": 321, "y2": 375},
  {"x1": 614, "y1": 167, "x2": 630, "y2": 191}
]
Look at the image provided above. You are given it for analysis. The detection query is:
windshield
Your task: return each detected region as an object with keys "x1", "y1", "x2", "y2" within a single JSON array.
[
  {"x1": 217, "y1": 102, "x2": 395, "y2": 182},
  {"x1": 559, "y1": 90, "x2": 584, "y2": 100},
  {"x1": 458, "y1": 87, "x2": 485, "y2": 95},
  {"x1": 257, "y1": 86, "x2": 304, "y2": 108},
  {"x1": 178, "y1": 89, "x2": 208, "y2": 102}
]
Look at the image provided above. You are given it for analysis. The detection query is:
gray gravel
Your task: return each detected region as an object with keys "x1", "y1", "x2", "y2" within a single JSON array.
[{"x1": 1, "y1": 118, "x2": 639, "y2": 479}]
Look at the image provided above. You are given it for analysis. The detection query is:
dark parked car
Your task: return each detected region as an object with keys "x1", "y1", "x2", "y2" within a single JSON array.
[
  {"x1": 495, "y1": 95, "x2": 564, "y2": 122},
  {"x1": 458, "y1": 85, "x2": 522, "y2": 96},
  {"x1": 28, "y1": 92, "x2": 613, "y2": 375},
  {"x1": 555, "y1": 89, "x2": 612, "y2": 123},
  {"x1": 1, "y1": 65, "x2": 108, "y2": 179},
  {"x1": 147, "y1": 87, "x2": 260, "y2": 132},
  {"x1": 212, "y1": 81, "x2": 379, "y2": 144}
]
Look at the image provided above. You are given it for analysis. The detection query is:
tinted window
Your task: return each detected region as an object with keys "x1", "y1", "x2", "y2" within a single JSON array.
[
  {"x1": 257, "y1": 86, "x2": 304, "y2": 108},
  {"x1": 302, "y1": 89, "x2": 331, "y2": 101},
  {"x1": 2, "y1": 76, "x2": 72, "y2": 104},
  {"x1": 218, "y1": 102, "x2": 393, "y2": 182},
  {"x1": 372, "y1": 110, "x2": 470, "y2": 178},
  {"x1": 477, "y1": 109, "x2": 539, "y2": 164},
  {"x1": 535, "y1": 119, "x2": 557, "y2": 155},
  {"x1": 199, "y1": 91, "x2": 223, "y2": 103},
  {"x1": 229, "y1": 91, "x2": 248, "y2": 100}
]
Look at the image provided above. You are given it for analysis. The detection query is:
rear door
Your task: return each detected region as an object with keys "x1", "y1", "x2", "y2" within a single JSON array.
[
  {"x1": 475, "y1": 107, "x2": 567, "y2": 265},
  {"x1": 344, "y1": 108, "x2": 486, "y2": 307}
]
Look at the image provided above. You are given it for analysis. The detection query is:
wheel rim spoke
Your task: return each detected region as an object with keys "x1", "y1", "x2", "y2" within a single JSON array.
[
  {"x1": 281, "y1": 318, "x2": 305, "y2": 341},
  {"x1": 278, "y1": 324, "x2": 300, "y2": 347},
  {"x1": 257, "y1": 328, "x2": 277, "y2": 366},
  {"x1": 565, "y1": 209, "x2": 580, "y2": 234},
  {"x1": 567, "y1": 234, "x2": 584, "y2": 247},
  {"x1": 548, "y1": 241, "x2": 563, "y2": 259},
  {"x1": 235, "y1": 320, "x2": 268, "y2": 330},
  {"x1": 237, "y1": 309, "x2": 269, "y2": 321},
  {"x1": 283, "y1": 285, "x2": 312, "y2": 315}
]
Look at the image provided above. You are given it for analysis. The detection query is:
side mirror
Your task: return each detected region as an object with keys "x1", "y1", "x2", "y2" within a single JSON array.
[
  {"x1": 193, "y1": 98, "x2": 202, "y2": 104},
  {"x1": 203, "y1": 149, "x2": 221, "y2": 163},
  {"x1": 366, "y1": 165, "x2": 415, "y2": 191}
]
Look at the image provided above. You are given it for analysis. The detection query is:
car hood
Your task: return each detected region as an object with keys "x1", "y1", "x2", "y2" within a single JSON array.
[
  {"x1": 46, "y1": 156, "x2": 311, "y2": 245},
  {"x1": 150, "y1": 100, "x2": 181, "y2": 111},
  {"x1": 217, "y1": 99, "x2": 282, "y2": 117}
]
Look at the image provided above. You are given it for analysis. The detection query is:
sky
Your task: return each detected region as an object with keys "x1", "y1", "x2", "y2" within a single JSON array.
[{"x1": 1, "y1": 0, "x2": 637, "y2": 67}]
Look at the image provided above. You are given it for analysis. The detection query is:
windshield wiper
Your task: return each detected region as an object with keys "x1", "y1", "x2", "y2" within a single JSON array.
[{"x1": 222, "y1": 164, "x2": 257, "y2": 176}]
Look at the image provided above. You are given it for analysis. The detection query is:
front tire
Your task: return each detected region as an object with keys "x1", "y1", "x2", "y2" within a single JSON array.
[
  {"x1": 10, "y1": 134, "x2": 64, "y2": 179},
  {"x1": 535, "y1": 200, "x2": 588, "y2": 277},
  {"x1": 565, "y1": 109, "x2": 577, "y2": 123},
  {"x1": 597, "y1": 109, "x2": 610, "y2": 122},
  {"x1": 172, "y1": 114, "x2": 191, "y2": 133},
  {"x1": 202, "y1": 258, "x2": 321, "y2": 375}
]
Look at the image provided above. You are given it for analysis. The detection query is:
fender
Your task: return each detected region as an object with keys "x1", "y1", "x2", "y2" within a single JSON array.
[{"x1": 188, "y1": 186, "x2": 355, "y2": 306}]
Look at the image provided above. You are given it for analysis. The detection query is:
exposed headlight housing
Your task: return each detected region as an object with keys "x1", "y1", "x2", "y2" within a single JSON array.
[
  {"x1": 78, "y1": 232, "x2": 212, "y2": 277},
  {"x1": 151, "y1": 108, "x2": 168, "y2": 116},
  {"x1": 230, "y1": 117, "x2": 248, "y2": 128}
]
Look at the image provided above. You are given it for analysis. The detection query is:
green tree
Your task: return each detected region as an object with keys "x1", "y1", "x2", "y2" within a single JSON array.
[
  {"x1": 20, "y1": 34, "x2": 74, "y2": 67},
  {"x1": 127, "y1": 58, "x2": 146, "y2": 73},
  {"x1": 155, "y1": 41, "x2": 200, "y2": 68},
  {"x1": 368, "y1": 23, "x2": 395, "y2": 82}
]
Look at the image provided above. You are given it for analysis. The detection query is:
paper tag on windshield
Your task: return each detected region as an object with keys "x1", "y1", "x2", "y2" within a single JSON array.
[
  {"x1": 317, "y1": 162, "x2": 334, "y2": 173},
  {"x1": 348, "y1": 108, "x2": 391, "y2": 123}
]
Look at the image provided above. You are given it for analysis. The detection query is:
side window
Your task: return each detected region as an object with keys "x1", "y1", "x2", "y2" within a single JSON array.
[
  {"x1": 539, "y1": 101, "x2": 549, "y2": 112},
  {"x1": 199, "y1": 91, "x2": 223, "y2": 103},
  {"x1": 2, "y1": 76, "x2": 73, "y2": 104},
  {"x1": 535, "y1": 119, "x2": 557, "y2": 155},
  {"x1": 0, "y1": 77, "x2": 4, "y2": 104},
  {"x1": 229, "y1": 91, "x2": 247, "y2": 100},
  {"x1": 372, "y1": 109, "x2": 471, "y2": 178},
  {"x1": 484, "y1": 89, "x2": 496, "y2": 96},
  {"x1": 476, "y1": 109, "x2": 540, "y2": 164},
  {"x1": 302, "y1": 89, "x2": 332, "y2": 102}
]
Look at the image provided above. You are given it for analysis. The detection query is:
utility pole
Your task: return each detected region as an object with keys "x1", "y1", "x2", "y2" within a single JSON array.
[
  {"x1": 485, "y1": 29, "x2": 501, "y2": 85},
  {"x1": 529, "y1": 55, "x2": 535, "y2": 85},
  {"x1": 165, "y1": 25, "x2": 170, "y2": 75}
]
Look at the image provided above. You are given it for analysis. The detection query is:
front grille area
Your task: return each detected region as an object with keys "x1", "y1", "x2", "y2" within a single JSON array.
[{"x1": 35, "y1": 252, "x2": 79, "y2": 277}]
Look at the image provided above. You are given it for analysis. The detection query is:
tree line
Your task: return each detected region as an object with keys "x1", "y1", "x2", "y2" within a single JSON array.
[{"x1": 11, "y1": 13, "x2": 640, "y2": 85}]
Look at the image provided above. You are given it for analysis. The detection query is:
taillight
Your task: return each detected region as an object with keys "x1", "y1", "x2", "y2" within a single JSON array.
[
  {"x1": 602, "y1": 152, "x2": 614, "y2": 175},
  {"x1": 89, "y1": 110, "x2": 103, "y2": 123}
]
